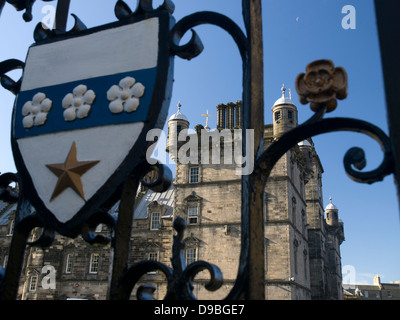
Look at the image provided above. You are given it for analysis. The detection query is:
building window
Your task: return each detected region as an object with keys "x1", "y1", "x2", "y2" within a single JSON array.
[
  {"x1": 65, "y1": 254, "x2": 72, "y2": 274},
  {"x1": 188, "y1": 206, "x2": 198, "y2": 225},
  {"x1": 7, "y1": 219, "x2": 14, "y2": 235},
  {"x1": 148, "y1": 252, "x2": 158, "y2": 261},
  {"x1": 89, "y1": 253, "x2": 100, "y2": 274},
  {"x1": 303, "y1": 250, "x2": 308, "y2": 279},
  {"x1": 387, "y1": 290, "x2": 392, "y2": 298},
  {"x1": 147, "y1": 252, "x2": 159, "y2": 274},
  {"x1": 275, "y1": 111, "x2": 281, "y2": 121},
  {"x1": 288, "y1": 110, "x2": 293, "y2": 121},
  {"x1": 293, "y1": 239, "x2": 299, "y2": 275},
  {"x1": 29, "y1": 275, "x2": 38, "y2": 292},
  {"x1": 2, "y1": 255, "x2": 8, "y2": 268},
  {"x1": 151, "y1": 212, "x2": 160, "y2": 230},
  {"x1": 292, "y1": 197, "x2": 297, "y2": 224},
  {"x1": 185, "y1": 248, "x2": 197, "y2": 265},
  {"x1": 189, "y1": 167, "x2": 199, "y2": 183}
]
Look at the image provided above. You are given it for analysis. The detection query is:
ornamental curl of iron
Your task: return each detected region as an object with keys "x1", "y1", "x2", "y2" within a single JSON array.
[
  {"x1": 0, "y1": 59, "x2": 24, "y2": 95},
  {"x1": 5, "y1": 0, "x2": 55, "y2": 22},
  {"x1": 254, "y1": 60, "x2": 394, "y2": 187},
  {"x1": 112, "y1": 216, "x2": 223, "y2": 300},
  {"x1": 33, "y1": 13, "x2": 87, "y2": 42},
  {"x1": 0, "y1": 173, "x2": 56, "y2": 247},
  {"x1": 114, "y1": 0, "x2": 175, "y2": 20}
]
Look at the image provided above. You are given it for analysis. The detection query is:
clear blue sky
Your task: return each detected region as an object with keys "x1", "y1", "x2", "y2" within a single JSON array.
[{"x1": 0, "y1": 0, "x2": 399, "y2": 285}]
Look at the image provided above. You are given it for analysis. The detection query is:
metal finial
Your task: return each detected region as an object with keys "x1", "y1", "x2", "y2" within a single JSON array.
[
  {"x1": 177, "y1": 101, "x2": 181, "y2": 112},
  {"x1": 281, "y1": 83, "x2": 286, "y2": 97},
  {"x1": 329, "y1": 196, "x2": 333, "y2": 203},
  {"x1": 289, "y1": 88, "x2": 292, "y2": 100}
]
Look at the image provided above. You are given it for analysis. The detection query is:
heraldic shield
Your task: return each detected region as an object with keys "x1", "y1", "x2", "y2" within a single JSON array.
[{"x1": 11, "y1": 11, "x2": 174, "y2": 237}]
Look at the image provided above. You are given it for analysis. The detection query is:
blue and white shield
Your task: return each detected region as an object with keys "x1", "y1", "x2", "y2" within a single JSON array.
[{"x1": 11, "y1": 12, "x2": 174, "y2": 236}]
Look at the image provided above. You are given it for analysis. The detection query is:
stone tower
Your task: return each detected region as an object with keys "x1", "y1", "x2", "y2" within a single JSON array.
[
  {"x1": 324, "y1": 197, "x2": 344, "y2": 299},
  {"x1": 325, "y1": 197, "x2": 339, "y2": 227},
  {"x1": 301, "y1": 136, "x2": 345, "y2": 300},
  {"x1": 272, "y1": 85, "x2": 298, "y2": 138},
  {"x1": 167, "y1": 103, "x2": 243, "y2": 299},
  {"x1": 263, "y1": 87, "x2": 311, "y2": 299},
  {"x1": 167, "y1": 102, "x2": 189, "y2": 161}
]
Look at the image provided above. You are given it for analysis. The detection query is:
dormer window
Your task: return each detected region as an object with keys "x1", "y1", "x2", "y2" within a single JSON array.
[{"x1": 151, "y1": 212, "x2": 160, "y2": 230}]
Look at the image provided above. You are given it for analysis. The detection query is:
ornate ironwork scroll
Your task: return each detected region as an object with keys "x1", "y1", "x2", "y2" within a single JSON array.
[
  {"x1": 112, "y1": 216, "x2": 223, "y2": 300},
  {"x1": 0, "y1": 59, "x2": 24, "y2": 94}
]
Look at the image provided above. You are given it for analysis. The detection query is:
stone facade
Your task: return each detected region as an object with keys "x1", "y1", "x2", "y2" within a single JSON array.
[
  {"x1": 344, "y1": 275, "x2": 400, "y2": 300},
  {"x1": 0, "y1": 87, "x2": 345, "y2": 300}
]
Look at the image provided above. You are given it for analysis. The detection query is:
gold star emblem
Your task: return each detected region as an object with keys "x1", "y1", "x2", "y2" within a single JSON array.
[{"x1": 46, "y1": 142, "x2": 100, "y2": 201}]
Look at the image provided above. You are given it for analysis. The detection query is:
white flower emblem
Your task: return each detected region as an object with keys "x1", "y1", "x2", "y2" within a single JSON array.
[
  {"x1": 62, "y1": 84, "x2": 96, "y2": 121},
  {"x1": 107, "y1": 76, "x2": 145, "y2": 114},
  {"x1": 22, "y1": 92, "x2": 53, "y2": 128}
]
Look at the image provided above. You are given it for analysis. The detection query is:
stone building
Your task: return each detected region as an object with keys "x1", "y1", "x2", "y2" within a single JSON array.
[
  {"x1": 0, "y1": 201, "x2": 16, "y2": 273},
  {"x1": 0, "y1": 87, "x2": 345, "y2": 300},
  {"x1": 343, "y1": 275, "x2": 400, "y2": 300}
]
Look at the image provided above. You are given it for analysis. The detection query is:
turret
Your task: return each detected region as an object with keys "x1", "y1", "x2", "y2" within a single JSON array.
[
  {"x1": 325, "y1": 197, "x2": 339, "y2": 227},
  {"x1": 298, "y1": 139, "x2": 314, "y2": 183},
  {"x1": 272, "y1": 84, "x2": 298, "y2": 138}
]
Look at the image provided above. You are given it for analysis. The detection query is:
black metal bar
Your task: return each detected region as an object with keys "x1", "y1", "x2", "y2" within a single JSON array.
[
  {"x1": 108, "y1": 173, "x2": 140, "y2": 300},
  {"x1": 55, "y1": 0, "x2": 70, "y2": 32},
  {"x1": 374, "y1": 0, "x2": 400, "y2": 212},
  {"x1": 0, "y1": 229, "x2": 28, "y2": 300},
  {"x1": 232, "y1": 0, "x2": 265, "y2": 300},
  {"x1": 0, "y1": 0, "x2": 6, "y2": 16},
  {"x1": 0, "y1": 195, "x2": 33, "y2": 300}
]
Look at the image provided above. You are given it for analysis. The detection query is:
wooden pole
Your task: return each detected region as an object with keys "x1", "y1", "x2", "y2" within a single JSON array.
[{"x1": 241, "y1": 0, "x2": 265, "y2": 300}]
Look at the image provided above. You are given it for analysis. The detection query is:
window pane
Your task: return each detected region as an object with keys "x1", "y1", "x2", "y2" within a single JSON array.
[
  {"x1": 149, "y1": 252, "x2": 158, "y2": 261},
  {"x1": 65, "y1": 254, "x2": 72, "y2": 273},
  {"x1": 90, "y1": 253, "x2": 99, "y2": 274},
  {"x1": 29, "y1": 276, "x2": 38, "y2": 291},
  {"x1": 189, "y1": 167, "x2": 199, "y2": 183},
  {"x1": 151, "y1": 212, "x2": 160, "y2": 230},
  {"x1": 186, "y1": 248, "x2": 196, "y2": 265},
  {"x1": 188, "y1": 206, "x2": 198, "y2": 224}
]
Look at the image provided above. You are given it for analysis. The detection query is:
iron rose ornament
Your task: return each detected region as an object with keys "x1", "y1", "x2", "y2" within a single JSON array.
[{"x1": 296, "y1": 59, "x2": 348, "y2": 112}]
